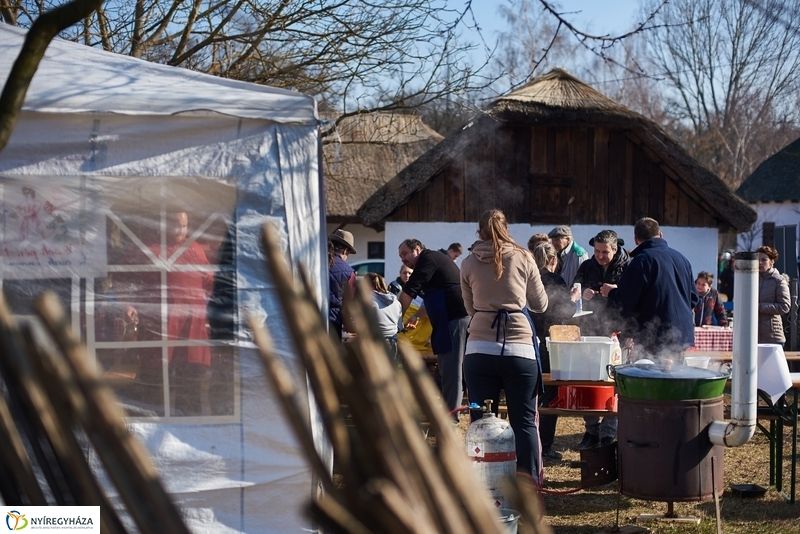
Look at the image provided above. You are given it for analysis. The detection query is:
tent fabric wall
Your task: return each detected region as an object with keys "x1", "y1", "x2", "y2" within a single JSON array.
[{"x1": 1, "y1": 23, "x2": 326, "y2": 533}]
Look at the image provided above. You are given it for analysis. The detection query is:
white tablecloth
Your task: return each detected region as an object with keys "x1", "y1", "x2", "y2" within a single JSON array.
[{"x1": 755, "y1": 344, "x2": 793, "y2": 404}]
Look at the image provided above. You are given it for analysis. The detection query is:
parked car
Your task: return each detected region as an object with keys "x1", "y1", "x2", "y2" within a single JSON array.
[{"x1": 349, "y1": 259, "x2": 385, "y2": 277}]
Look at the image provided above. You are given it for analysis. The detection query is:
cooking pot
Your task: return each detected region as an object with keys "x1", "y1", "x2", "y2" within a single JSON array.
[{"x1": 607, "y1": 362, "x2": 730, "y2": 401}]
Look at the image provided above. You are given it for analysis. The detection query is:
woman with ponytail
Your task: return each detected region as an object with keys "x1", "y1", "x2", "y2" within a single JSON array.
[{"x1": 460, "y1": 209, "x2": 548, "y2": 484}]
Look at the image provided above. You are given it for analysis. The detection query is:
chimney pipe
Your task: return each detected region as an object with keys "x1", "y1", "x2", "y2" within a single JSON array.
[{"x1": 709, "y1": 252, "x2": 758, "y2": 447}]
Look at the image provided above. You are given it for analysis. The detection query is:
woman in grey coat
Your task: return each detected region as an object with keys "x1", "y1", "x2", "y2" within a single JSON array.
[{"x1": 756, "y1": 245, "x2": 791, "y2": 345}]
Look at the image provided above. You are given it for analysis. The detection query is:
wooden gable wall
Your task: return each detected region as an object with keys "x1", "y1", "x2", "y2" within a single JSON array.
[{"x1": 387, "y1": 123, "x2": 718, "y2": 227}]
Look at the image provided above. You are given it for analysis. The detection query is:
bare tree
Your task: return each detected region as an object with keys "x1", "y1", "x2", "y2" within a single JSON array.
[
  {"x1": 0, "y1": 0, "x2": 102, "y2": 151},
  {"x1": 487, "y1": 0, "x2": 667, "y2": 96},
  {"x1": 6, "y1": 0, "x2": 497, "y2": 123},
  {"x1": 640, "y1": 0, "x2": 800, "y2": 188}
]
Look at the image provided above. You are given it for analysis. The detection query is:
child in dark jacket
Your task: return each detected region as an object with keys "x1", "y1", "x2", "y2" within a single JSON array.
[{"x1": 693, "y1": 271, "x2": 728, "y2": 327}]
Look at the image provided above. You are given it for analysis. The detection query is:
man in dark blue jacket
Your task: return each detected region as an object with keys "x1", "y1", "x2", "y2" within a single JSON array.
[
  {"x1": 600, "y1": 218, "x2": 698, "y2": 356},
  {"x1": 328, "y1": 229, "x2": 357, "y2": 338}
]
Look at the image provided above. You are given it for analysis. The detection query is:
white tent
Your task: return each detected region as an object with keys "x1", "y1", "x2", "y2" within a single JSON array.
[{"x1": 0, "y1": 23, "x2": 326, "y2": 533}]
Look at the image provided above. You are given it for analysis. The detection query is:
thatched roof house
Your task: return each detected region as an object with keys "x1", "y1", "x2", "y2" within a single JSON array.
[
  {"x1": 737, "y1": 137, "x2": 800, "y2": 202},
  {"x1": 734, "y1": 137, "x2": 800, "y2": 256},
  {"x1": 323, "y1": 112, "x2": 443, "y2": 223},
  {"x1": 357, "y1": 69, "x2": 756, "y2": 232}
]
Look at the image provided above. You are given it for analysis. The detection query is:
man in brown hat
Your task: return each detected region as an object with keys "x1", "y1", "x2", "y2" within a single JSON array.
[{"x1": 328, "y1": 229, "x2": 357, "y2": 338}]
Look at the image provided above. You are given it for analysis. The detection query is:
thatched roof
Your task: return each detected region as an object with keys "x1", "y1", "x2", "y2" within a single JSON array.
[
  {"x1": 358, "y1": 69, "x2": 756, "y2": 231},
  {"x1": 737, "y1": 137, "x2": 800, "y2": 202},
  {"x1": 499, "y1": 69, "x2": 633, "y2": 114},
  {"x1": 323, "y1": 112, "x2": 443, "y2": 221}
]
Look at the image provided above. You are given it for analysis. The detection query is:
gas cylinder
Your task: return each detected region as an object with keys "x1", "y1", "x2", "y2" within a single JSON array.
[{"x1": 465, "y1": 400, "x2": 516, "y2": 508}]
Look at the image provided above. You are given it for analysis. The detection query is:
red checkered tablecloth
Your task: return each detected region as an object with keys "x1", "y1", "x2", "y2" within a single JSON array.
[{"x1": 690, "y1": 327, "x2": 733, "y2": 351}]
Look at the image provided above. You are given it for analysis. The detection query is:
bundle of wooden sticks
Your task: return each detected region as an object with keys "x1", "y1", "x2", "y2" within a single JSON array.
[
  {"x1": 0, "y1": 293, "x2": 189, "y2": 533},
  {"x1": 249, "y1": 223, "x2": 551, "y2": 534}
]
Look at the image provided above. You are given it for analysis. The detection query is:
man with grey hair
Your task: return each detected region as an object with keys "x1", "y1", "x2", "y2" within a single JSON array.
[{"x1": 548, "y1": 225, "x2": 588, "y2": 285}]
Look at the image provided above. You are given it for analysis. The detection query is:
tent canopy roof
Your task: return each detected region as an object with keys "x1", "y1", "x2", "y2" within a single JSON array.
[{"x1": 0, "y1": 23, "x2": 316, "y2": 123}]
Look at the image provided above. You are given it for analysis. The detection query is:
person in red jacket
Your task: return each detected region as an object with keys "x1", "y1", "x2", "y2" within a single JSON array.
[
  {"x1": 161, "y1": 210, "x2": 213, "y2": 367},
  {"x1": 152, "y1": 210, "x2": 214, "y2": 415}
]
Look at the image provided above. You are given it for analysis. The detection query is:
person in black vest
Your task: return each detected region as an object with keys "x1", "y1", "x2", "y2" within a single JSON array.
[
  {"x1": 573, "y1": 229, "x2": 630, "y2": 449},
  {"x1": 328, "y1": 229, "x2": 356, "y2": 339},
  {"x1": 398, "y1": 239, "x2": 469, "y2": 416}
]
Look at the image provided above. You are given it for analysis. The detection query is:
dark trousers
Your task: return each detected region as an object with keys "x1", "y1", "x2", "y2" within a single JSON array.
[
  {"x1": 465, "y1": 353, "x2": 542, "y2": 485},
  {"x1": 438, "y1": 316, "x2": 469, "y2": 414},
  {"x1": 538, "y1": 343, "x2": 557, "y2": 451},
  {"x1": 539, "y1": 386, "x2": 558, "y2": 450}
]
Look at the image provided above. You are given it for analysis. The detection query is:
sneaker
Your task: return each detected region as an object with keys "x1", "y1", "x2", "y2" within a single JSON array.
[
  {"x1": 578, "y1": 432, "x2": 599, "y2": 450},
  {"x1": 542, "y1": 448, "x2": 563, "y2": 461}
]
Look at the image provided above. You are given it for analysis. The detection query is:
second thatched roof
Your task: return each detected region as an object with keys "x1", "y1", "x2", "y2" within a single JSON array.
[{"x1": 323, "y1": 112, "x2": 443, "y2": 222}]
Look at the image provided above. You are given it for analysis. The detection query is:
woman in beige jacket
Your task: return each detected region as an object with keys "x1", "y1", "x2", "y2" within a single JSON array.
[
  {"x1": 756, "y1": 245, "x2": 791, "y2": 345},
  {"x1": 461, "y1": 209, "x2": 548, "y2": 484}
]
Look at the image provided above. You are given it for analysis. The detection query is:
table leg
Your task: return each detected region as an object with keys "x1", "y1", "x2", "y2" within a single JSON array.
[
  {"x1": 770, "y1": 419, "x2": 777, "y2": 486},
  {"x1": 791, "y1": 387, "x2": 797, "y2": 503},
  {"x1": 777, "y1": 410, "x2": 784, "y2": 492}
]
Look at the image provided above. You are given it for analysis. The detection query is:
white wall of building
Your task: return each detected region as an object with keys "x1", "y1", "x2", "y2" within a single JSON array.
[
  {"x1": 737, "y1": 201, "x2": 800, "y2": 252},
  {"x1": 380, "y1": 222, "x2": 719, "y2": 287}
]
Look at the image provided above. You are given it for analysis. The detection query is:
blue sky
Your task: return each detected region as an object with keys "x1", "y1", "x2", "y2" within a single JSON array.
[{"x1": 465, "y1": 0, "x2": 644, "y2": 38}]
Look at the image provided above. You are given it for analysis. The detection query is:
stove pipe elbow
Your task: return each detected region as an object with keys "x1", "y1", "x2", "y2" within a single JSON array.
[{"x1": 709, "y1": 252, "x2": 758, "y2": 447}]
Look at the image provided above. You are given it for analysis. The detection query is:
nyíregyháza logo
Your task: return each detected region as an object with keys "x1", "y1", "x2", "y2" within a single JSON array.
[{"x1": 6, "y1": 511, "x2": 28, "y2": 531}]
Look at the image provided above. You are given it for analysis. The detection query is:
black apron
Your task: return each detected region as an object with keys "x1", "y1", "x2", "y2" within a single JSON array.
[{"x1": 474, "y1": 308, "x2": 544, "y2": 396}]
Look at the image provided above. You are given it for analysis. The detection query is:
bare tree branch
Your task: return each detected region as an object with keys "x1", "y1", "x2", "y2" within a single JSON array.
[
  {"x1": 0, "y1": 0, "x2": 103, "y2": 152},
  {"x1": 641, "y1": 0, "x2": 800, "y2": 187}
]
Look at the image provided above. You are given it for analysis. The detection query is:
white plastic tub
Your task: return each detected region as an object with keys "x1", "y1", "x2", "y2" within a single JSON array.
[
  {"x1": 684, "y1": 355, "x2": 711, "y2": 369},
  {"x1": 546, "y1": 336, "x2": 622, "y2": 381}
]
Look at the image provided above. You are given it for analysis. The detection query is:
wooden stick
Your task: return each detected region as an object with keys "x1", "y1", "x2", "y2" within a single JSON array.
[
  {"x1": 0, "y1": 390, "x2": 47, "y2": 504},
  {"x1": 503, "y1": 475, "x2": 553, "y2": 534},
  {"x1": 254, "y1": 224, "x2": 518, "y2": 533},
  {"x1": 20, "y1": 325, "x2": 129, "y2": 534},
  {"x1": 306, "y1": 492, "x2": 373, "y2": 534},
  {"x1": 33, "y1": 292, "x2": 190, "y2": 534},
  {"x1": 344, "y1": 283, "x2": 475, "y2": 533},
  {"x1": 396, "y1": 341, "x2": 504, "y2": 533},
  {"x1": 260, "y1": 224, "x2": 353, "y2": 470},
  {"x1": 361, "y1": 479, "x2": 440, "y2": 534},
  {"x1": 0, "y1": 296, "x2": 74, "y2": 502},
  {"x1": 335, "y1": 302, "x2": 427, "y2": 495},
  {"x1": 248, "y1": 317, "x2": 335, "y2": 492}
]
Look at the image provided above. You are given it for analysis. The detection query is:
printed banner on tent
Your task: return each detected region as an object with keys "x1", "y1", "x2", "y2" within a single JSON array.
[{"x1": 0, "y1": 177, "x2": 106, "y2": 279}]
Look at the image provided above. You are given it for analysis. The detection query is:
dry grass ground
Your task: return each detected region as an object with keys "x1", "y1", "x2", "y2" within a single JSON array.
[{"x1": 473, "y1": 415, "x2": 800, "y2": 533}]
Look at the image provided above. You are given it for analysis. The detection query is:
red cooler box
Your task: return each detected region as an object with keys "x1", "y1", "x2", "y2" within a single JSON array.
[{"x1": 550, "y1": 385, "x2": 617, "y2": 411}]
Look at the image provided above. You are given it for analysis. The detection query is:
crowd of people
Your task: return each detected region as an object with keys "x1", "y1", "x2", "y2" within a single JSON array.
[{"x1": 327, "y1": 214, "x2": 796, "y2": 486}]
